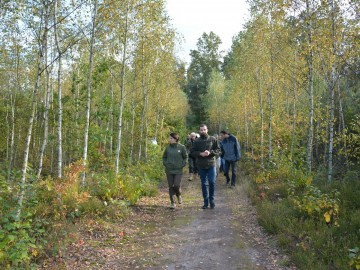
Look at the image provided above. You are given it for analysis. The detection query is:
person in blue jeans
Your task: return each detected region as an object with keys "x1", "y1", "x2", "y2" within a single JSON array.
[
  {"x1": 190, "y1": 124, "x2": 221, "y2": 209},
  {"x1": 220, "y1": 130, "x2": 241, "y2": 188}
]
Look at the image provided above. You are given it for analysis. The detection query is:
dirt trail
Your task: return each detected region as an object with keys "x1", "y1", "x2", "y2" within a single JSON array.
[
  {"x1": 42, "y1": 173, "x2": 295, "y2": 270},
  {"x1": 145, "y1": 174, "x2": 293, "y2": 270}
]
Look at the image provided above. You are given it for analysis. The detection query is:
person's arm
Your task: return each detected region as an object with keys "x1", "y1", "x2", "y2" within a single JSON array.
[
  {"x1": 209, "y1": 138, "x2": 221, "y2": 158},
  {"x1": 220, "y1": 142, "x2": 224, "y2": 158},
  {"x1": 181, "y1": 145, "x2": 188, "y2": 167},
  {"x1": 235, "y1": 139, "x2": 241, "y2": 160},
  {"x1": 190, "y1": 141, "x2": 201, "y2": 158},
  {"x1": 162, "y1": 148, "x2": 168, "y2": 166}
]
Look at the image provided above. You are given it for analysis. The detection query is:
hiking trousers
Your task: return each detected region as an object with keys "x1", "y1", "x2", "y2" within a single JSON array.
[{"x1": 166, "y1": 173, "x2": 182, "y2": 203}]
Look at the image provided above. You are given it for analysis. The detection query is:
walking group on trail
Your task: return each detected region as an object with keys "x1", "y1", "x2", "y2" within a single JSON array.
[{"x1": 162, "y1": 124, "x2": 241, "y2": 209}]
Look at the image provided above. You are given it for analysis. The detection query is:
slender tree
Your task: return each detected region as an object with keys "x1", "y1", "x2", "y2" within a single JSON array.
[
  {"x1": 17, "y1": 1, "x2": 51, "y2": 219},
  {"x1": 81, "y1": 0, "x2": 98, "y2": 184}
]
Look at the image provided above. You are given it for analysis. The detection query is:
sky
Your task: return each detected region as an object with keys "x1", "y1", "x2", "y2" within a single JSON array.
[{"x1": 165, "y1": 0, "x2": 250, "y2": 64}]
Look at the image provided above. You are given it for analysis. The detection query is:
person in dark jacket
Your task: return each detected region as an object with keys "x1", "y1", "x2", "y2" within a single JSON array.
[
  {"x1": 190, "y1": 124, "x2": 221, "y2": 209},
  {"x1": 162, "y1": 133, "x2": 188, "y2": 209},
  {"x1": 185, "y1": 132, "x2": 198, "y2": 181},
  {"x1": 220, "y1": 130, "x2": 241, "y2": 188}
]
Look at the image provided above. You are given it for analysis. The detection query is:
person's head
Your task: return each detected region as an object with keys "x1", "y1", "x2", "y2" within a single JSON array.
[
  {"x1": 169, "y1": 132, "x2": 180, "y2": 144},
  {"x1": 213, "y1": 134, "x2": 219, "y2": 140},
  {"x1": 199, "y1": 124, "x2": 208, "y2": 136},
  {"x1": 220, "y1": 130, "x2": 230, "y2": 139},
  {"x1": 190, "y1": 132, "x2": 197, "y2": 140}
]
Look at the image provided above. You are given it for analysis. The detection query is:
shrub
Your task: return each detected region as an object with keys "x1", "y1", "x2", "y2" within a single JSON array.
[{"x1": 289, "y1": 184, "x2": 340, "y2": 226}]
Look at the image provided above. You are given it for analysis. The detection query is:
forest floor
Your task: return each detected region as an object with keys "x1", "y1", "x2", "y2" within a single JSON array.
[{"x1": 39, "y1": 173, "x2": 297, "y2": 270}]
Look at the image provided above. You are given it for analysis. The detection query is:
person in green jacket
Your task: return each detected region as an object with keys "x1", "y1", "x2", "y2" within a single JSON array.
[{"x1": 162, "y1": 133, "x2": 188, "y2": 209}]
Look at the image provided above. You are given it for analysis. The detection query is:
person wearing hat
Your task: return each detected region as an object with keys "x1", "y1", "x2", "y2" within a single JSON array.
[{"x1": 162, "y1": 133, "x2": 188, "y2": 209}]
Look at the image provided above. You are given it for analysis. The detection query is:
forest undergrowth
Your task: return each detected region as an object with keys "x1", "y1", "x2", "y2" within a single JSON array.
[
  {"x1": 243, "y1": 157, "x2": 360, "y2": 270},
  {"x1": 1, "y1": 154, "x2": 359, "y2": 269}
]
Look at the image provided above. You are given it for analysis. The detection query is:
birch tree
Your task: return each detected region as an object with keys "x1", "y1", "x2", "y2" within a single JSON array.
[
  {"x1": 17, "y1": 1, "x2": 51, "y2": 219},
  {"x1": 81, "y1": 0, "x2": 98, "y2": 184},
  {"x1": 305, "y1": 0, "x2": 315, "y2": 173},
  {"x1": 115, "y1": 0, "x2": 131, "y2": 174}
]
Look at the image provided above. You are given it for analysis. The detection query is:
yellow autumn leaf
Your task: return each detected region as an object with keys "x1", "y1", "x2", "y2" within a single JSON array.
[
  {"x1": 324, "y1": 212, "x2": 331, "y2": 223},
  {"x1": 31, "y1": 249, "x2": 38, "y2": 257}
]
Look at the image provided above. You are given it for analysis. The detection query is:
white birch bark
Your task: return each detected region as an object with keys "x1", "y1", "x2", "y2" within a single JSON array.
[
  {"x1": 290, "y1": 49, "x2": 297, "y2": 161},
  {"x1": 81, "y1": 0, "x2": 97, "y2": 184},
  {"x1": 16, "y1": 3, "x2": 50, "y2": 219},
  {"x1": 268, "y1": 53, "x2": 274, "y2": 162},
  {"x1": 5, "y1": 91, "x2": 10, "y2": 164},
  {"x1": 7, "y1": 88, "x2": 16, "y2": 181},
  {"x1": 154, "y1": 91, "x2": 161, "y2": 141},
  {"x1": 106, "y1": 71, "x2": 114, "y2": 156},
  {"x1": 54, "y1": 0, "x2": 63, "y2": 178},
  {"x1": 306, "y1": 0, "x2": 314, "y2": 173},
  {"x1": 256, "y1": 68, "x2": 264, "y2": 169},
  {"x1": 327, "y1": 0, "x2": 337, "y2": 183},
  {"x1": 129, "y1": 71, "x2": 137, "y2": 163},
  {"x1": 36, "y1": 37, "x2": 51, "y2": 179},
  {"x1": 137, "y1": 45, "x2": 146, "y2": 162},
  {"x1": 115, "y1": 1, "x2": 129, "y2": 174},
  {"x1": 144, "y1": 69, "x2": 150, "y2": 160}
]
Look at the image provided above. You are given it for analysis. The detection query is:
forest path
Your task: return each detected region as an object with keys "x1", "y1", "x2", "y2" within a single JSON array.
[{"x1": 41, "y1": 173, "x2": 295, "y2": 270}]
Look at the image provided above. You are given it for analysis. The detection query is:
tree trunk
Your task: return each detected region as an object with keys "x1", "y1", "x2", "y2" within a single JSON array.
[
  {"x1": 337, "y1": 84, "x2": 349, "y2": 171},
  {"x1": 144, "y1": 69, "x2": 150, "y2": 160},
  {"x1": 244, "y1": 98, "x2": 248, "y2": 153},
  {"x1": 290, "y1": 50, "x2": 297, "y2": 161},
  {"x1": 327, "y1": 0, "x2": 337, "y2": 183},
  {"x1": 81, "y1": 0, "x2": 97, "y2": 184},
  {"x1": 138, "y1": 45, "x2": 146, "y2": 162},
  {"x1": 7, "y1": 88, "x2": 16, "y2": 181},
  {"x1": 268, "y1": 52, "x2": 274, "y2": 162},
  {"x1": 54, "y1": 0, "x2": 63, "y2": 178},
  {"x1": 154, "y1": 92, "x2": 161, "y2": 141},
  {"x1": 306, "y1": 0, "x2": 314, "y2": 173},
  {"x1": 36, "y1": 38, "x2": 51, "y2": 179},
  {"x1": 16, "y1": 3, "x2": 50, "y2": 219},
  {"x1": 106, "y1": 71, "x2": 114, "y2": 156},
  {"x1": 115, "y1": 1, "x2": 129, "y2": 174},
  {"x1": 129, "y1": 70, "x2": 137, "y2": 163},
  {"x1": 256, "y1": 68, "x2": 264, "y2": 169}
]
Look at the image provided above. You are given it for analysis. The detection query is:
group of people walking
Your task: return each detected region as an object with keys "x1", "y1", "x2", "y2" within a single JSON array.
[{"x1": 162, "y1": 124, "x2": 241, "y2": 209}]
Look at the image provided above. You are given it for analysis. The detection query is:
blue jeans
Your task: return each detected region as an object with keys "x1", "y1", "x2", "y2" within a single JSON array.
[
  {"x1": 199, "y1": 167, "x2": 216, "y2": 207},
  {"x1": 224, "y1": 160, "x2": 237, "y2": 186}
]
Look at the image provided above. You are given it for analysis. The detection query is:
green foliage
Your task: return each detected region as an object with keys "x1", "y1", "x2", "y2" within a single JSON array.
[
  {"x1": 0, "y1": 209, "x2": 47, "y2": 269},
  {"x1": 88, "y1": 143, "x2": 163, "y2": 205},
  {"x1": 35, "y1": 162, "x2": 90, "y2": 221},
  {"x1": 330, "y1": 172, "x2": 360, "y2": 218},
  {"x1": 289, "y1": 183, "x2": 340, "y2": 226},
  {"x1": 186, "y1": 31, "x2": 223, "y2": 124},
  {"x1": 349, "y1": 247, "x2": 360, "y2": 270},
  {"x1": 256, "y1": 198, "x2": 297, "y2": 235},
  {"x1": 0, "y1": 151, "x2": 165, "y2": 268},
  {"x1": 248, "y1": 159, "x2": 360, "y2": 270},
  {"x1": 345, "y1": 114, "x2": 360, "y2": 162}
]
